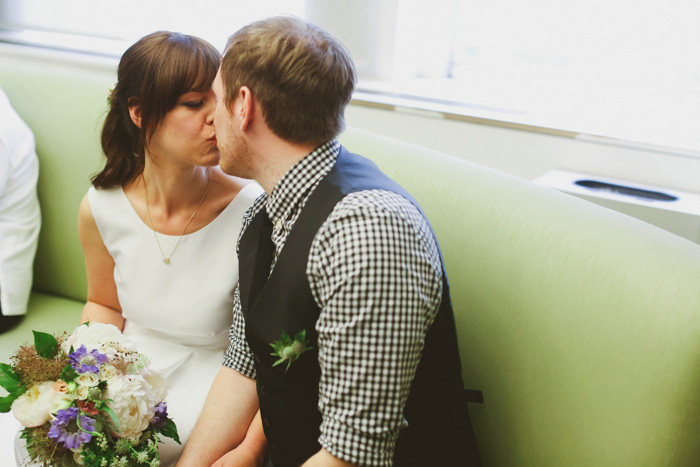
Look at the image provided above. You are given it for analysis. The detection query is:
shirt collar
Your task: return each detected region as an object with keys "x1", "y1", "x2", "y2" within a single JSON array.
[{"x1": 265, "y1": 139, "x2": 340, "y2": 226}]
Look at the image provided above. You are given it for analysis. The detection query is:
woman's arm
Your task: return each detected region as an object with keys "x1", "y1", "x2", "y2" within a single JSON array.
[
  {"x1": 77, "y1": 193, "x2": 124, "y2": 329},
  {"x1": 211, "y1": 410, "x2": 267, "y2": 467},
  {"x1": 178, "y1": 366, "x2": 260, "y2": 465}
]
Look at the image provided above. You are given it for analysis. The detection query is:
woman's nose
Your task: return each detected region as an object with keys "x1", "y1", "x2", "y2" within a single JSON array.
[{"x1": 205, "y1": 93, "x2": 216, "y2": 125}]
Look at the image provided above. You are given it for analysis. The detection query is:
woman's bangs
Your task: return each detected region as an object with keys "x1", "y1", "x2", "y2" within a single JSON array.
[{"x1": 181, "y1": 47, "x2": 220, "y2": 94}]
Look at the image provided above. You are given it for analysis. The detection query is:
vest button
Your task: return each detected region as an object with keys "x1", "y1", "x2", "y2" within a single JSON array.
[
  {"x1": 259, "y1": 385, "x2": 267, "y2": 396},
  {"x1": 253, "y1": 353, "x2": 261, "y2": 363},
  {"x1": 262, "y1": 417, "x2": 270, "y2": 428}
]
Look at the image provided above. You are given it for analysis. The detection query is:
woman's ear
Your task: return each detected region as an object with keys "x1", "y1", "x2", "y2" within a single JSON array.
[{"x1": 128, "y1": 98, "x2": 142, "y2": 128}]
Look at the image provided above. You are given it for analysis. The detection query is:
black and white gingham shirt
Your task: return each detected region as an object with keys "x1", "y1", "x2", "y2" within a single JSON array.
[{"x1": 223, "y1": 139, "x2": 444, "y2": 466}]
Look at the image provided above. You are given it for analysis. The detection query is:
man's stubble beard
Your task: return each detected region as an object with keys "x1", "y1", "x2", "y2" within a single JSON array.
[{"x1": 218, "y1": 127, "x2": 255, "y2": 179}]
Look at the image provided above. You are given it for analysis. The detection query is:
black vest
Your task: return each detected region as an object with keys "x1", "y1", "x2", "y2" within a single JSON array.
[{"x1": 239, "y1": 148, "x2": 481, "y2": 466}]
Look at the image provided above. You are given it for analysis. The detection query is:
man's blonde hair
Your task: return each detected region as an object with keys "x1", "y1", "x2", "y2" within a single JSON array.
[{"x1": 221, "y1": 16, "x2": 356, "y2": 146}]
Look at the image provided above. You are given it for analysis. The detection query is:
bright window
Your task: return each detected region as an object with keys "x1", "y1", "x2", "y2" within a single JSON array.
[{"x1": 1, "y1": 0, "x2": 698, "y2": 153}]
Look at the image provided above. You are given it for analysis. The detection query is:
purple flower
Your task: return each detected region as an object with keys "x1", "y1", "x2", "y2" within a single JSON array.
[
  {"x1": 151, "y1": 402, "x2": 168, "y2": 428},
  {"x1": 48, "y1": 407, "x2": 96, "y2": 449},
  {"x1": 69, "y1": 345, "x2": 108, "y2": 374}
]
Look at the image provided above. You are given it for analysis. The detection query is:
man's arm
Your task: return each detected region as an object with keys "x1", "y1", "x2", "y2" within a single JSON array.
[
  {"x1": 305, "y1": 192, "x2": 444, "y2": 466},
  {"x1": 177, "y1": 366, "x2": 260, "y2": 466}
]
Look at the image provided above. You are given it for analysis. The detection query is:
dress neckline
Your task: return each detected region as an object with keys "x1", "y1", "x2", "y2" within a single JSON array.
[{"x1": 118, "y1": 183, "x2": 259, "y2": 238}]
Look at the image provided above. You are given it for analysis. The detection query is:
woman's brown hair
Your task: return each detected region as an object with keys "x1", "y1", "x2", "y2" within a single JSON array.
[{"x1": 92, "y1": 31, "x2": 220, "y2": 188}]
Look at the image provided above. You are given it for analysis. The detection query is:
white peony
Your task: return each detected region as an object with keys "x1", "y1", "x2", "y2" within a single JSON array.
[
  {"x1": 144, "y1": 370, "x2": 168, "y2": 404},
  {"x1": 12, "y1": 382, "x2": 59, "y2": 427},
  {"x1": 103, "y1": 374, "x2": 157, "y2": 438},
  {"x1": 61, "y1": 322, "x2": 135, "y2": 359}
]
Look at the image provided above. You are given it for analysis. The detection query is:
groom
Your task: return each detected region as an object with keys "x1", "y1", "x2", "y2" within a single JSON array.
[{"x1": 181, "y1": 16, "x2": 481, "y2": 466}]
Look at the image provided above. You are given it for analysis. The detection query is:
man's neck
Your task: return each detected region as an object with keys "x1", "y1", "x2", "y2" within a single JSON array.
[{"x1": 255, "y1": 138, "x2": 319, "y2": 194}]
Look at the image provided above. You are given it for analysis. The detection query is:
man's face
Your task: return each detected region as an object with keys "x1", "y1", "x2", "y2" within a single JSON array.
[{"x1": 212, "y1": 68, "x2": 252, "y2": 177}]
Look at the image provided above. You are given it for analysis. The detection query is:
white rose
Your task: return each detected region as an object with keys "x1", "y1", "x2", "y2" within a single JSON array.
[
  {"x1": 104, "y1": 374, "x2": 157, "y2": 439},
  {"x1": 99, "y1": 364, "x2": 120, "y2": 382},
  {"x1": 11, "y1": 382, "x2": 57, "y2": 427},
  {"x1": 62, "y1": 322, "x2": 135, "y2": 358},
  {"x1": 144, "y1": 370, "x2": 168, "y2": 404},
  {"x1": 76, "y1": 386, "x2": 90, "y2": 400},
  {"x1": 73, "y1": 450, "x2": 85, "y2": 465},
  {"x1": 76, "y1": 372, "x2": 100, "y2": 388}
]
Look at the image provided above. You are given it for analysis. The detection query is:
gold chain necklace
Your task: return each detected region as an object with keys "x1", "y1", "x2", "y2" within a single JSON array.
[{"x1": 142, "y1": 168, "x2": 210, "y2": 264}]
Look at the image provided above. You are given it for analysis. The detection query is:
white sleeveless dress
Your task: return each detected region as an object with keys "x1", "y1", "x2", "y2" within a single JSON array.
[{"x1": 90, "y1": 183, "x2": 261, "y2": 465}]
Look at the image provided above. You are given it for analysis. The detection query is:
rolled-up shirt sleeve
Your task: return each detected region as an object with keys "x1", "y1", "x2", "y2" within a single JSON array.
[
  {"x1": 307, "y1": 190, "x2": 443, "y2": 467},
  {"x1": 223, "y1": 285, "x2": 256, "y2": 379}
]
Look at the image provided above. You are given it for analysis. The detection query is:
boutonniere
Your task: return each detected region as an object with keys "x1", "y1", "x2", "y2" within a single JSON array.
[{"x1": 269, "y1": 330, "x2": 313, "y2": 372}]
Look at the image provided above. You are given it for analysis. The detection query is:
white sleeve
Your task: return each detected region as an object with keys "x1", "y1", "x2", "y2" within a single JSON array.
[{"x1": 0, "y1": 89, "x2": 41, "y2": 316}]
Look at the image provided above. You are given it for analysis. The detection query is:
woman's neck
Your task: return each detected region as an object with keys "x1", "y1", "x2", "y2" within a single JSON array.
[{"x1": 139, "y1": 163, "x2": 211, "y2": 216}]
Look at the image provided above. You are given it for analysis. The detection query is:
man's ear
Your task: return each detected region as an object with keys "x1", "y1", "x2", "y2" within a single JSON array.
[
  {"x1": 237, "y1": 86, "x2": 254, "y2": 132},
  {"x1": 128, "y1": 98, "x2": 142, "y2": 128}
]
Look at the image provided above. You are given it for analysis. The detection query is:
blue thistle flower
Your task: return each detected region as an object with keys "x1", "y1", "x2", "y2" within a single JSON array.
[
  {"x1": 47, "y1": 406, "x2": 96, "y2": 449},
  {"x1": 69, "y1": 345, "x2": 108, "y2": 374},
  {"x1": 151, "y1": 402, "x2": 168, "y2": 428}
]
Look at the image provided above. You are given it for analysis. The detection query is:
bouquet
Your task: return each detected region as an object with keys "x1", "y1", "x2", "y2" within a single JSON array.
[{"x1": 0, "y1": 322, "x2": 179, "y2": 466}]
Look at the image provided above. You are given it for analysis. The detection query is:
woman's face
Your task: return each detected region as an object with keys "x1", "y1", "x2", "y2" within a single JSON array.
[{"x1": 147, "y1": 90, "x2": 220, "y2": 167}]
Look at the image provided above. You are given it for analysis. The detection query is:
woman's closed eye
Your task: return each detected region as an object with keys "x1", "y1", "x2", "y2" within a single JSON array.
[{"x1": 182, "y1": 100, "x2": 204, "y2": 108}]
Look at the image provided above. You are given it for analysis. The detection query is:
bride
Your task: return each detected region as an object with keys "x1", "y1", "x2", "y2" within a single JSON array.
[{"x1": 14, "y1": 31, "x2": 266, "y2": 466}]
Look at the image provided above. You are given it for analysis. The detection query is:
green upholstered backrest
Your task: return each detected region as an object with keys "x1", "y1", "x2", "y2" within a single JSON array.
[
  {"x1": 0, "y1": 55, "x2": 114, "y2": 302},
  {"x1": 339, "y1": 127, "x2": 700, "y2": 466}
]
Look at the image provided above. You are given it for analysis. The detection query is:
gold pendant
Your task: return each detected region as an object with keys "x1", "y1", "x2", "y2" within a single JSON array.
[{"x1": 163, "y1": 258, "x2": 170, "y2": 264}]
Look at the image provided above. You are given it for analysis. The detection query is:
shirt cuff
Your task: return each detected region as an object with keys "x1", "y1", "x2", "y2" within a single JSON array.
[
  {"x1": 222, "y1": 341, "x2": 256, "y2": 379},
  {"x1": 317, "y1": 415, "x2": 399, "y2": 467}
]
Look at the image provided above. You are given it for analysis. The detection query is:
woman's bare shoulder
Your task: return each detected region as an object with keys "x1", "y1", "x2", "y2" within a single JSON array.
[{"x1": 208, "y1": 168, "x2": 259, "y2": 208}]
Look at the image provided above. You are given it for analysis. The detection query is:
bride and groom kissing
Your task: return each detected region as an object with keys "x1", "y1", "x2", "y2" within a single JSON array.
[{"x1": 67, "y1": 15, "x2": 481, "y2": 467}]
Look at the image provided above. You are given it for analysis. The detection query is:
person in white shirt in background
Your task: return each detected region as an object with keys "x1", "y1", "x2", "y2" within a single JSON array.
[{"x1": 0, "y1": 86, "x2": 40, "y2": 334}]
